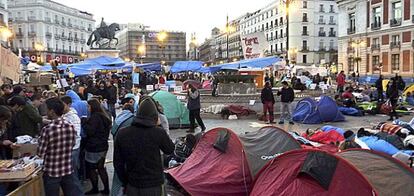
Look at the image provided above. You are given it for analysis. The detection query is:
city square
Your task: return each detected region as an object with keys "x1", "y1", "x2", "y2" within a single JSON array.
[{"x1": 1, "y1": 0, "x2": 414, "y2": 195}]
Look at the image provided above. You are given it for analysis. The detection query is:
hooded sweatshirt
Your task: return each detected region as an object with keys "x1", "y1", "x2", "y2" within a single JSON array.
[
  {"x1": 114, "y1": 98, "x2": 174, "y2": 188},
  {"x1": 111, "y1": 109, "x2": 134, "y2": 136},
  {"x1": 66, "y1": 90, "x2": 88, "y2": 118}
]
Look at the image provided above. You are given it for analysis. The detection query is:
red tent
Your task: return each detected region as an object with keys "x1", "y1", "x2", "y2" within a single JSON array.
[
  {"x1": 167, "y1": 127, "x2": 302, "y2": 196},
  {"x1": 251, "y1": 149, "x2": 377, "y2": 196}
]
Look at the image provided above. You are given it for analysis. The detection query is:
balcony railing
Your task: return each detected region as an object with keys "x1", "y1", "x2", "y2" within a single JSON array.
[
  {"x1": 45, "y1": 32, "x2": 52, "y2": 38},
  {"x1": 371, "y1": 22, "x2": 381, "y2": 30},
  {"x1": 15, "y1": 32, "x2": 24, "y2": 38},
  {"x1": 302, "y1": 31, "x2": 309, "y2": 36},
  {"x1": 390, "y1": 18, "x2": 402, "y2": 27},
  {"x1": 68, "y1": 37, "x2": 73, "y2": 42},
  {"x1": 28, "y1": 31, "x2": 36, "y2": 37},
  {"x1": 61, "y1": 36, "x2": 67, "y2": 41},
  {"x1": 329, "y1": 9, "x2": 335, "y2": 13},
  {"x1": 55, "y1": 20, "x2": 60, "y2": 24},
  {"x1": 68, "y1": 23, "x2": 72, "y2": 27},
  {"x1": 318, "y1": 32, "x2": 326, "y2": 37},
  {"x1": 80, "y1": 39, "x2": 86, "y2": 44},
  {"x1": 0, "y1": 3, "x2": 5, "y2": 9},
  {"x1": 319, "y1": 8, "x2": 325, "y2": 13},
  {"x1": 318, "y1": 20, "x2": 326, "y2": 24},
  {"x1": 390, "y1": 41, "x2": 401, "y2": 49},
  {"x1": 329, "y1": 47, "x2": 337, "y2": 52},
  {"x1": 45, "y1": 17, "x2": 51, "y2": 23},
  {"x1": 329, "y1": 31, "x2": 336, "y2": 37},
  {"x1": 55, "y1": 35, "x2": 60, "y2": 40},
  {"x1": 303, "y1": 17, "x2": 308, "y2": 22},
  {"x1": 88, "y1": 28, "x2": 92, "y2": 31},
  {"x1": 347, "y1": 27, "x2": 356, "y2": 35},
  {"x1": 74, "y1": 25, "x2": 79, "y2": 29},
  {"x1": 74, "y1": 38, "x2": 79, "y2": 43},
  {"x1": 28, "y1": 16, "x2": 36, "y2": 21},
  {"x1": 329, "y1": 20, "x2": 336, "y2": 25},
  {"x1": 319, "y1": 47, "x2": 326, "y2": 52},
  {"x1": 301, "y1": 46, "x2": 309, "y2": 52},
  {"x1": 371, "y1": 44, "x2": 380, "y2": 51}
]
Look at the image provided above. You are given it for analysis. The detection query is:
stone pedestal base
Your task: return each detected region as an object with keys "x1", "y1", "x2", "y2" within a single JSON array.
[
  {"x1": 217, "y1": 83, "x2": 257, "y2": 95},
  {"x1": 85, "y1": 49, "x2": 120, "y2": 58}
]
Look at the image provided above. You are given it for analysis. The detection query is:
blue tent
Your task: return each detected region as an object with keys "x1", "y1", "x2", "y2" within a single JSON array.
[
  {"x1": 292, "y1": 96, "x2": 345, "y2": 124},
  {"x1": 121, "y1": 62, "x2": 161, "y2": 72},
  {"x1": 171, "y1": 61, "x2": 203, "y2": 73}
]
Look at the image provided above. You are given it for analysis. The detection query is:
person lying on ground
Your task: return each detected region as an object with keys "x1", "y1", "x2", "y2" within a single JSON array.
[{"x1": 405, "y1": 92, "x2": 414, "y2": 106}]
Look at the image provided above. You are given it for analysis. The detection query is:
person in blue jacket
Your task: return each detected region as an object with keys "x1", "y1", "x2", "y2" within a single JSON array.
[{"x1": 66, "y1": 90, "x2": 88, "y2": 118}]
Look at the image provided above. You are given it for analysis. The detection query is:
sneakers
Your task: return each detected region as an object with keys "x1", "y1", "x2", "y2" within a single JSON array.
[
  {"x1": 269, "y1": 121, "x2": 275, "y2": 124},
  {"x1": 289, "y1": 122, "x2": 294, "y2": 125},
  {"x1": 278, "y1": 121, "x2": 284, "y2": 125}
]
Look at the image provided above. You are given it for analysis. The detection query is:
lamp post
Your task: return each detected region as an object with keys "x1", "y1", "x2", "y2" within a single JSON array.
[
  {"x1": 0, "y1": 26, "x2": 13, "y2": 48},
  {"x1": 138, "y1": 44, "x2": 146, "y2": 64},
  {"x1": 191, "y1": 35, "x2": 197, "y2": 60},
  {"x1": 157, "y1": 31, "x2": 168, "y2": 65},
  {"x1": 34, "y1": 42, "x2": 44, "y2": 63},
  {"x1": 225, "y1": 16, "x2": 235, "y2": 63},
  {"x1": 284, "y1": 0, "x2": 294, "y2": 65}
]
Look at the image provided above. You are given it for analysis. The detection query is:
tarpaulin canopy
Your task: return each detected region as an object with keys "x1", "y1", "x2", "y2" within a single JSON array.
[
  {"x1": 122, "y1": 62, "x2": 162, "y2": 72},
  {"x1": 220, "y1": 56, "x2": 280, "y2": 70},
  {"x1": 170, "y1": 61, "x2": 203, "y2": 73},
  {"x1": 83, "y1": 56, "x2": 125, "y2": 66}
]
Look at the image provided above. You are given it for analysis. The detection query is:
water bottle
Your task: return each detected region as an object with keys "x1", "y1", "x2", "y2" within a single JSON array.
[{"x1": 169, "y1": 159, "x2": 178, "y2": 168}]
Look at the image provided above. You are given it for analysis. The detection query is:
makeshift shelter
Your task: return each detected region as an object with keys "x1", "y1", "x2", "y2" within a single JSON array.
[
  {"x1": 170, "y1": 61, "x2": 203, "y2": 73},
  {"x1": 150, "y1": 91, "x2": 190, "y2": 129},
  {"x1": 404, "y1": 84, "x2": 414, "y2": 96},
  {"x1": 167, "y1": 127, "x2": 301, "y2": 196},
  {"x1": 292, "y1": 96, "x2": 345, "y2": 124},
  {"x1": 251, "y1": 149, "x2": 377, "y2": 196},
  {"x1": 338, "y1": 149, "x2": 414, "y2": 196}
]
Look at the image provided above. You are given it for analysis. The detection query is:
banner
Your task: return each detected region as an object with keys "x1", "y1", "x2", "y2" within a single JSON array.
[{"x1": 241, "y1": 32, "x2": 268, "y2": 59}]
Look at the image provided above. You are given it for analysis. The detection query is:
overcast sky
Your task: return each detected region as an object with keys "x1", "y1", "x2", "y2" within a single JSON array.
[{"x1": 57, "y1": 0, "x2": 272, "y2": 43}]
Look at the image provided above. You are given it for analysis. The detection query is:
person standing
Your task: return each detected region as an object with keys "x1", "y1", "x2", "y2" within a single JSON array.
[
  {"x1": 260, "y1": 81, "x2": 275, "y2": 124},
  {"x1": 386, "y1": 79, "x2": 399, "y2": 121},
  {"x1": 1, "y1": 84, "x2": 14, "y2": 102},
  {"x1": 114, "y1": 97, "x2": 174, "y2": 196},
  {"x1": 277, "y1": 81, "x2": 295, "y2": 125},
  {"x1": 375, "y1": 75, "x2": 384, "y2": 101},
  {"x1": 106, "y1": 81, "x2": 118, "y2": 120},
  {"x1": 8, "y1": 96, "x2": 42, "y2": 137},
  {"x1": 212, "y1": 76, "x2": 219, "y2": 97},
  {"x1": 82, "y1": 99, "x2": 112, "y2": 195},
  {"x1": 38, "y1": 98, "x2": 83, "y2": 196},
  {"x1": 336, "y1": 71, "x2": 346, "y2": 93},
  {"x1": 187, "y1": 84, "x2": 206, "y2": 133},
  {"x1": 60, "y1": 96, "x2": 82, "y2": 179}
]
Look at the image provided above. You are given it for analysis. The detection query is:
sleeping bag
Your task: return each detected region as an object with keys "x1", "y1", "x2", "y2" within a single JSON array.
[
  {"x1": 338, "y1": 107, "x2": 363, "y2": 116},
  {"x1": 305, "y1": 131, "x2": 344, "y2": 145},
  {"x1": 321, "y1": 125, "x2": 345, "y2": 135},
  {"x1": 375, "y1": 132, "x2": 405, "y2": 150},
  {"x1": 359, "y1": 136, "x2": 399, "y2": 155}
]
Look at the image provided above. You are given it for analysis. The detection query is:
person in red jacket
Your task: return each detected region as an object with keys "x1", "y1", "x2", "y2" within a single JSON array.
[{"x1": 336, "y1": 71, "x2": 346, "y2": 93}]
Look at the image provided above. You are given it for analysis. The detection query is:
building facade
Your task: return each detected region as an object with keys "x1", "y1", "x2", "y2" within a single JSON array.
[
  {"x1": 215, "y1": 16, "x2": 244, "y2": 63},
  {"x1": 198, "y1": 28, "x2": 220, "y2": 64},
  {"x1": 337, "y1": 0, "x2": 414, "y2": 77},
  {"x1": 240, "y1": 0, "x2": 339, "y2": 65},
  {"x1": 116, "y1": 25, "x2": 186, "y2": 65},
  {"x1": 7, "y1": 0, "x2": 95, "y2": 64},
  {"x1": 0, "y1": 0, "x2": 9, "y2": 44}
]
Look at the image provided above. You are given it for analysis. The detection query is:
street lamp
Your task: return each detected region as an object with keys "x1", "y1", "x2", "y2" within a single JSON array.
[
  {"x1": 225, "y1": 16, "x2": 236, "y2": 63},
  {"x1": 137, "y1": 44, "x2": 146, "y2": 64},
  {"x1": 191, "y1": 36, "x2": 197, "y2": 60},
  {"x1": 34, "y1": 42, "x2": 44, "y2": 63},
  {"x1": 351, "y1": 39, "x2": 365, "y2": 77},
  {"x1": 0, "y1": 27, "x2": 13, "y2": 48},
  {"x1": 284, "y1": 0, "x2": 295, "y2": 65},
  {"x1": 157, "y1": 31, "x2": 168, "y2": 65}
]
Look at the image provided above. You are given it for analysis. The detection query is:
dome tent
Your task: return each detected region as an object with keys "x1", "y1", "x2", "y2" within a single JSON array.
[
  {"x1": 292, "y1": 96, "x2": 345, "y2": 124},
  {"x1": 149, "y1": 91, "x2": 190, "y2": 129}
]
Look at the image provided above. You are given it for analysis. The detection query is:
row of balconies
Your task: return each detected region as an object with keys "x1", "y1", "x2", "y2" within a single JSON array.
[
  {"x1": 301, "y1": 46, "x2": 337, "y2": 52},
  {"x1": 319, "y1": 8, "x2": 335, "y2": 13},
  {"x1": 267, "y1": 34, "x2": 287, "y2": 41},
  {"x1": 301, "y1": 31, "x2": 336, "y2": 37},
  {"x1": 10, "y1": 16, "x2": 92, "y2": 32}
]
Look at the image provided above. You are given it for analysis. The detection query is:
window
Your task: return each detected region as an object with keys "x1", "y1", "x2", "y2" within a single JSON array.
[
  {"x1": 329, "y1": 16, "x2": 334, "y2": 24},
  {"x1": 262, "y1": 24, "x2": 264, "y2": 31},
  {"x1": 303, "y1": 1, "x2": 307, "y2": 8},
  {"x1": 303, "y1": 40, "x2": 308, "y2": 48},
  {"x1": 303, "y1": 55, "x2": 307, "y2": 63},
  {"x1": 270, "y1": 32, "x2": 273, "y2": 40},
  {"x1": 373, "y1": 55, "x2": 380, "y2": 66},
  {"x1": 275, "y1": 19, "x2": 278, "y2": 26},
  {"x1": 270, "y1": 45, "x2": 273, "y2": 53},
  {"x1": 280, "y1": 29, "x2": 283, "y2": 37},
  {"x1": 303, "y1": 13, "x2": 308, "y2": 21},
  {"x1": 348, "y1": 58, "x2": 355, "y2": 72},
  {"x1": 320, "y1": 4, "x2": 324, "y2": 12},
  {"x1": 270, "y1": 21, "x2": 273, "y2": 28},
  {"x1": 349, "y1": 13, "x2": 356, "y2": 31},
  {"x1": 275, "y1": 31, "x2": 278, "y2": 39},
  {"x1": 56, "y1": 44, "x2": 58, "y2": 50},
  {"x1": 319, "y1": 15, "x2": 324, "y2": 23},
  {"x1": 30, "y1": 24, "x2": 34, "y2": 32},
  {"x1": 275, "y1": 44, "x2": 278, "y2": 51},
  {"x1": 319, "y1": 40, "x2": 324, "y2": 49},
  {"x1": 330, "y1": 5, "x2": 334, "y2": 12},
  {"x1": 392, "y1": 1, "x2": 402, "y2": 20},
  {"x1": 319, "y1": 27, "x2": 324, "y2": 32},
  {"x1": 391, "y1": 54, "x2": 400, "y2": 71},
  {"x1": 280, "y1": 43, "x2": 283, "y2": 51},
  {"x1": 329, "y1": 40, "x2": 334, "y2": 49},
  {"x1": 280, "y1": 17, "x2": 283, "y2": 24},
  {"x1": 392, "y1": 35, "x2": 400, "y2": 43},
  {"x1": 69, "y1": 46, "x2": 72, "y2": 52},
  {"x1": 303, "y1": 26, "x2": 308, "y2": 34},
  {"x1": 373, "y1": 37, "x2": 380, "y2": 45},
  {"x1": 373, "y1": 7, "x2": 381, "y2": 25}
]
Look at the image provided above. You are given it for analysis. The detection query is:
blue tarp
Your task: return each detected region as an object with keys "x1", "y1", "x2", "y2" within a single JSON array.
[
  {"x1": 83, "y1": 56, "x2": 125, "y2": 66},
  {"x1": 121, "y1": 62, "x2": 161, "y2": 72},
  {"x1": 171, "y1": 61, "x2": 203, "y2": 73},
  {"x1": 219, "y1": 56, "x2": 281, "y2": 70},
  {"x1": 338, "y1": 107, "x2": 363, "y2": 116},
  {"x1": 292, "y1": 96, "x2": 345, "y2": 124}
]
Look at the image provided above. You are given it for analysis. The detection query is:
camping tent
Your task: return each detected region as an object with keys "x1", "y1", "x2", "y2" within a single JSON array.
[
  {"x1": 251, "y1": 149, "x2": 377, "y2": 196},
  {"x1": 338, "y1": 149, "x2": 414, "y2": 196},
  {"x1": 167, "y1": 127, "x2": 301, "y2": 195},
  {"x1": 292, "y1": 96, "x2": 345, "y2": 124},
  {"x1": 150, "y1": 91, "x2": 190, "y2": 129},
  {"x1": 404, "y1": 84, "x2": 414, "y2": 96}
]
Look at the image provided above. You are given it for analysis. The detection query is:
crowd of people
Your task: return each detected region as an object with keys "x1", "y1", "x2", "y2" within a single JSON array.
[{"x1": 0, "y1": 71, "x2": 207, "y2": 196}]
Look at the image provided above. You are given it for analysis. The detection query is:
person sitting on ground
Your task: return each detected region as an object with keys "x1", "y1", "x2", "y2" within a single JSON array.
[
  {"x1": 342, "y1": 87, "x2": 357, "y2": 107},
  {"x1": 164, "y1": 134, "x2": 197, "y2": 167},
  {"x1": 338, "y1": 130, "x2": 362, "y2": 151},
  {"x1": 335, "y1": 95, "x2": 345, "y2": 107},
  {"x1": 405, "y1": 92, "x2": 414, "y2": 106}
]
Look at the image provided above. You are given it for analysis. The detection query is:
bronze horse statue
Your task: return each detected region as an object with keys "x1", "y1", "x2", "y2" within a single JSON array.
[{"x1": 87, "y1": 23, "x2": 120, "y2": 48}]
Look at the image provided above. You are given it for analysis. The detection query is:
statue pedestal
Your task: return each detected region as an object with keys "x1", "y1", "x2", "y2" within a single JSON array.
[{"x1": 85, "y1": 49, "x2": 120, "y2": 59}]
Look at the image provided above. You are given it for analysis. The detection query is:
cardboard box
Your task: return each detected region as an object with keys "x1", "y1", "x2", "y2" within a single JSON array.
[
  {"x1": 12, "y1": 144, "x2": 38, "y2": 158},
  {"x1": 0, "y1": 162, "x2": 36, "y2": 180}
]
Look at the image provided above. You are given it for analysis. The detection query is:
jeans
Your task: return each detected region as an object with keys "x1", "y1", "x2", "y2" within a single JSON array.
[
  {"x1": 262, "y1": 101, "x2": 274, "y2": 122},
  {"x1": 43, "y1": 173, "x2": 84, "y2": 196},
  {"x1": 72, "y1": 148, "x2": 80, "y2": 177},
  {"x1": 108, "y1": 103, "x2": 116, "y2": 120},
  {"x1": 280, "y1": 102, "x2": 292, "y2": 122},
  {"x1": 337, "y1": 86, "x2": 344, "y2": 93},
  {"x1": 189, "y1": 109, "x2": 205, "y2": 130}
]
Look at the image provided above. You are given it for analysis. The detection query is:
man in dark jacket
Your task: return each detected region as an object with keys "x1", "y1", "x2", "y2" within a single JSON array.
[
  {"x1": 375, "y1": 75, "x2": 384, "y2": 101},
  {"x1": 105, "y1": 81, "x2": 118, "y2": 120},
  {"x1": 261, "y1": 81, "x2": 275, "y2": 124},
  {"x1": 187, "y1": 84, "x2": 206, "y2": 133},
  {"x1": 8, "y1": 96, "x2": 43, "y2": 137},
  {"x1": 277, "y1": 81, "x2": 295, "y2": 125},
  {"x1": 114, "y1": 97, "x2": 174, "y2": 196},
  {"x1": 386, "y1": 79, "x2": 399, "y2": 121}
]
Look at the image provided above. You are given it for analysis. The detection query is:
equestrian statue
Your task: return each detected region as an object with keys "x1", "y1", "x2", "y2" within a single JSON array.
[{"x1": 87, "y1": 18, "x2": 120, "y2": 49}]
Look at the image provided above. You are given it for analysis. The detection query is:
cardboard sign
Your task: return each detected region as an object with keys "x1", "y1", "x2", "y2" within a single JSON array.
[
  {"x1": 132, "y1": 73, "x2": 140, "y2": 84},
  {"x1": 174, "y1": 86, "x2": 183, "y2": 93},
  {"x1": 159, "y1": 85, "x2": 168, "y2": 91},
  {"x1": 56, "y1": 79, "x2": 69, "y2": 88},
  {"x1": 177, "y1": 95, "x2": 186, "y2": 100},
  {"x1": 146, "y1": 85, "x2": 154, "y2": 91},
  {"x1": 241, "y1": 32, "x2": 269, "y2": 59}
]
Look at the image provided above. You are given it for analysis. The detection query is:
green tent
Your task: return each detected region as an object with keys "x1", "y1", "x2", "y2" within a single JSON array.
[{"x1": 150, "y1": 91, "x2": 190, "y2": 129}]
